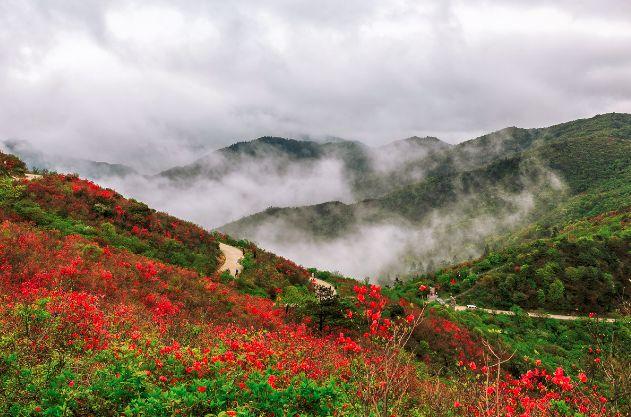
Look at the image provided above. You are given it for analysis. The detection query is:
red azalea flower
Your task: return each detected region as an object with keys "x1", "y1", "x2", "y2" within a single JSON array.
[{"x1": 197, "y1": 385, "x2": 207, "y2": 393}]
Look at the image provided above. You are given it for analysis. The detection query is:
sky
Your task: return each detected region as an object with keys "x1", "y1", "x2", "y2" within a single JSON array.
[{"x1": 1, "y1": 0, "x2": 631, "y2": 172}]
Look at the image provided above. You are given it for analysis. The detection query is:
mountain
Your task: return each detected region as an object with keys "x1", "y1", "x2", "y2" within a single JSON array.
[
  {"x1": 221, "y1": 113, "x2": 631, "y2": 282},
  {"x1": 158, "y1": 135, "x2": 451, "y2": 199},
  {"x1": 2, "y1": 139, "x2": 138, "y2": 179},
  {"x1": 0, "y1": 150, "x2": 628, "y2": 416}
]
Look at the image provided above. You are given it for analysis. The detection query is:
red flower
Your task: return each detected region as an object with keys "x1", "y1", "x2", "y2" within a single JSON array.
[
  {"x1": 588, "y1": 312, "x2": 596, "y2": 318},
  {"x1": 406, "y1": 314, "x2": 414, "y2": 324},
  {"x1": 159, "y1": 375, "x2": 168, "y2": 382},
  {"x1": 419, "y1": 285, "x2": 427, "y2": 292},
  {"x1": 267, "y1": 375, "x2": 277, "y2": 389},
  {"x1": 346, "y1": 310, "x2": 353, "y2": 319},
  {"x1": 468, "y1": 361, "x2": 477, "y2": 371},
  {"x1": 34, "y1": 406, "x2": 42, "y2": 413},
  {"x1": 578, "y1": 373, "x2": 587, "y2": 383},
  {"x1": 226, "y1": 411, "x2": 237, "y2": 417},
  {"x1": 197, "y1": 385, "x2": 207, "y2": 393},
  {"x1": 454, "y1": 401, "x2": 461, "y2": 407},
  {"x1": 450, "y1": 278, "x2": 456, "y2": 285},
  {"x1": 68, "y1": 380, "x2": 75, "y2": 388},
  {"x1": 594, "y1": 357, "x2": 601, "y2": 364}
]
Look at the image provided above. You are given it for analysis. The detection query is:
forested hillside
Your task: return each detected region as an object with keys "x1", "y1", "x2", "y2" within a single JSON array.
[
  {"x1": 158, "y1": 135, "x2": 451, "y2": 200},
  {"x1": 222, "y1": 114, "x2": 631, "y2": 301},
  {"x1": 1, "y1": 150, "x2": 628, "y2": 416}
]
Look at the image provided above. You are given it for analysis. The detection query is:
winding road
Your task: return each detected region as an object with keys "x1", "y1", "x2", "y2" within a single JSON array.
[
  {"x1": 454, "y1": 305, "x2": 618, "y2": 322},
  {"x1": 218, "y1": 243, "x2": 244, "y2": 276},
  {"x1": 12, "y1": 173, "x2": 42, "y2": 181},
  {"x1": 310, "y1": 276, "x2": 337, "y2": 296}
]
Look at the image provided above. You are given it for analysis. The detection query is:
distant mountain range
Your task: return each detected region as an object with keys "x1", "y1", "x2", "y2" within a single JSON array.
[
  {"x1": 1, "y1": 139, "x2": 138, "y2": 179},
  {"x1": 5, "y1": 113, "x2": 630, "y2": 280},
  {"x1": 1, "y1": 112, "x2": 629, "y2": 314},
  {"x1": 157, "y1": 135, "x2": 452, "y2": 200},
  {"x1": 220, "y1": 113, "x2": 631, "y2": 274}
]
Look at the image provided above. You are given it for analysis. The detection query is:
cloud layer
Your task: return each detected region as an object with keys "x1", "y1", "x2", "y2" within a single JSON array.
[{"x1": 1, "y1": 0, "x2": 630, "y2": 170}]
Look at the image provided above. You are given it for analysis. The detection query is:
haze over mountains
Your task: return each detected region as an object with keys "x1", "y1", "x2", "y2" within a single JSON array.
[
  {"x1": 5, "y1": 113, "x2": 631, "y2": 278},
  {"x1": 3, "y1": 131, "x2": 452, "y2": 231}
]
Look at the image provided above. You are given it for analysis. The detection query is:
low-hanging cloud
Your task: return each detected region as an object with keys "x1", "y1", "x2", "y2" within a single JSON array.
[
  {"x1": 105, "y1": 158, "x2": 353, "y2": 228},
  {"x1": 0, "y1": 1, "x2": 624, "y2": 278},
  {"x1": 229, "y1": 164, "x2": 566, "y2": 280},
  {"x1": 1, "y1": 1, "x2": 631, "y2": 171}
]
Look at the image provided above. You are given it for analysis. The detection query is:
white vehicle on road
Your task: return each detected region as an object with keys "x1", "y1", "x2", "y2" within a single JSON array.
[{"x1": 466, "y1": 304, "x2": 477, "y2": 309}]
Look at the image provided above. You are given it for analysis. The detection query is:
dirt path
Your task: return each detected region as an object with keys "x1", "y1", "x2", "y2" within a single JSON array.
[
  {"x1": 12, "y1": 173, "x2": 42, "y2": 181},
  {"x1": 454, "y1": 305, "x2": 618, "y2": 322},
  {"x1": 218, "y1": 243, "x2": 244, "y2": 276},
  {"x1": 310, "y1": 276, "x2": 337, "y2": 296}
]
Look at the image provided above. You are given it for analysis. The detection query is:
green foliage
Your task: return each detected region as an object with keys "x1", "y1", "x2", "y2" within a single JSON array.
[
  {"x1": 547, "y1": 279, "x2": 565, "y2": 304},
  {"x1": 0, "y1": 152, "x2": 27, "y2": 177},
  {"x1": 0, "y1": 178, "x2": 25, "y2": 205}
]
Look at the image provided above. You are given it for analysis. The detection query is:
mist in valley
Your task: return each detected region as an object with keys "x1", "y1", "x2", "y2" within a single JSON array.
[
  {"x1": 230, "y1": 173, "x2": 564, "y2": 281},
  {"x1": 4, "y1": 133, "x2": 569, "y2": 280}
]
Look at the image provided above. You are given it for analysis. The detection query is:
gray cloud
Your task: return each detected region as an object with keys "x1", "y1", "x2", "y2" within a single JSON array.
[{"x1": 1, "y1": 0, "x2": 630, "y2": 171}]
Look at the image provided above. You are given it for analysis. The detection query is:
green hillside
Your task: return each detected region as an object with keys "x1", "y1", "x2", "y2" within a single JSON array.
[
  {"x1": 221, "y1": 114, "x2": 631, "y2": 312},
  {"x1": 0, "y1": 150, "x2": 629, "y2": 416},
  {"x1": 223, "y1": 113, "x2": 631, "y2": 237},
  {"x1": 158, "y1": 135, "x2": 451, "y2": 199}
]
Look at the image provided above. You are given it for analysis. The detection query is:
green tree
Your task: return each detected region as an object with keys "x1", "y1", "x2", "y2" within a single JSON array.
[
  {"x1": 279, "y1": 285, "x2": 316, "y2": 316},
  {"x1": 548, "y1": 279, "x2": 565, "y2": 304}
]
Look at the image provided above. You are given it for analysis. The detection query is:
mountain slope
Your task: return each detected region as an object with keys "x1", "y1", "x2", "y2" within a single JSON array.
[
  {"x1": 0, "y1": 150, "x2": 627, "y2": 416},
  {"x1": 158, "y1": 135, "x2": 452, "y2": 200},
  {"x1": 221, "y1": 113, "x2": 631, "y2": 278},
  {"x1": 2, "y1": 139, "x2": 138, "y2": 179}
]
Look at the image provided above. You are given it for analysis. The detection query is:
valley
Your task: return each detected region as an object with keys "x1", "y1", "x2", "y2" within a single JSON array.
[{"x1": 0, "y1": 113, "x2": 628, "y2": 416}]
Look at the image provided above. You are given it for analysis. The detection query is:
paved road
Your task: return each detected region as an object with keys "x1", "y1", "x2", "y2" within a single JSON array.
[
  {"x1": 12, "y1": 173, "x2": 42, "y2": 181},
  {"x1": 310, "y1": 276, "x2": 337, "y2": 296},
  {"x1": 218, "y1": 243, "x2": 244, "y2": 276},
  {"x1": 454, "y1": 305, "x2": 618, "y2": 322}
]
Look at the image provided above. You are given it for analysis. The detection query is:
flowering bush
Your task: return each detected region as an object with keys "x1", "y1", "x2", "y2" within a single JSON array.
[
  {"x1": 0, "y1": 154, "x2": 625, "y2": 416},
  {"x1": 0, "y1": 151, "x2": 27, "y2": 176}
]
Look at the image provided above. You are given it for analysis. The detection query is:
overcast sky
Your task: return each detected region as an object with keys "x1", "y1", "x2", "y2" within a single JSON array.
[{"x1": 1, "y1": 0, "x2": 630, "y2": 171}]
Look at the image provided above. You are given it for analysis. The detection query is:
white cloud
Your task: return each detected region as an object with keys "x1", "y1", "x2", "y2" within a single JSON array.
[{"x1": 0, "y1": 0, "x2": 629, "y2": 169}]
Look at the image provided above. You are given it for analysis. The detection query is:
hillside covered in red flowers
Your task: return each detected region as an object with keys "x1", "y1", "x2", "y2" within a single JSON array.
[{"x1": 0, "y1": 151, "x2": 628, "y2": 417}]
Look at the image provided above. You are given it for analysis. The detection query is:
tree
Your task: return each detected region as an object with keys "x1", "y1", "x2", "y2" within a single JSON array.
[
  {"x1": 279, "y1": 285, "x2": 316, "y2": 316},
  {"x1": 305, "y1": 286, "x2": 347, "y2": 332},
  {"x1": 548, "y1": 279, "x2": 565, "y2": 304}
]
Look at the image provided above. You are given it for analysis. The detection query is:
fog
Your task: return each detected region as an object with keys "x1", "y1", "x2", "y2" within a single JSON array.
[
  {"x1": 5, "y1": 130, "x2": 569, "y2": 279},
  {"x1": 102, "y1": 157, "x2": 353, "y2": 227},
  {"x1": 1, "y1": 1, "x2": 627, "y2": 278},
  {"x1": 2, "y1": 1, "x2": 630, "y2": 171},
  {"x1": 215, "y1": 166, "x2": 566, "y2": 280}
]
